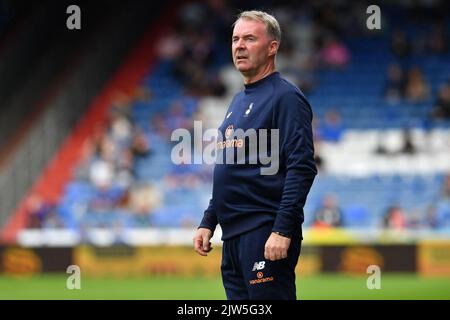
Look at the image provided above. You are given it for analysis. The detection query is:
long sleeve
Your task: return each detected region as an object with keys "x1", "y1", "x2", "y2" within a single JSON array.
[
  {"x1": 198, "y1": 198, "x2": 218, "y2": 232},
  {"x1": 272, "y1": 91, "x2": 317, "y2": 236}
]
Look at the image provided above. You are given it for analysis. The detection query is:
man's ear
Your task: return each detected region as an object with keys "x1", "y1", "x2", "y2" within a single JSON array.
[{"x1": 268, "y1": 40, "x2": 279, "y2": 57}]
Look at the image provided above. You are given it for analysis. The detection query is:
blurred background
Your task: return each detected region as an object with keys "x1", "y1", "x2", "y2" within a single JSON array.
[{"x1": 0, "y1": 0, "x2": 450, "y2": 299}]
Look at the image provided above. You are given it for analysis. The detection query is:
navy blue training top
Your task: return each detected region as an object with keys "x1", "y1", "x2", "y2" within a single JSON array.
[{"x1": 199, "y1": 71, "x2": 317, "y2": 241}]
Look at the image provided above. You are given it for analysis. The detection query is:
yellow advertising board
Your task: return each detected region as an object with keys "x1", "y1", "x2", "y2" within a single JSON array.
[
  {"x1": 74, "y1": 245, "x2": 222, "y2": 277},
  {"x1": 74, "y1": 245, "x2": 322, "y2": 277},
  {"x1": 418, "y1": 241, "x2": 450, "y2": 277}
]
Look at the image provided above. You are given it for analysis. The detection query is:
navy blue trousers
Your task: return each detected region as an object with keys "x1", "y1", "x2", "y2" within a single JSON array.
[{"x1": 221, "y1": 223, "x2": 302, "y2": 300}]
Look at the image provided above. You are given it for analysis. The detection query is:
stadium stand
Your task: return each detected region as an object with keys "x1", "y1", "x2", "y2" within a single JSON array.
[{"x1": 1, "y1": 0, "x2": 450, "y2": 245}]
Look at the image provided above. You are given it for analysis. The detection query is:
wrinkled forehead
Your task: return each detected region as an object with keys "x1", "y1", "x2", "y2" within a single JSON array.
[{"x1": 232, "y1": 18, "x2": 267, "y2": 38}]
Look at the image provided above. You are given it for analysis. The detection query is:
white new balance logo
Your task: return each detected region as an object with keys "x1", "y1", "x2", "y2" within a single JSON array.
[{"x1": 252, "y1": 261, "x2": 265, "y2": 271}]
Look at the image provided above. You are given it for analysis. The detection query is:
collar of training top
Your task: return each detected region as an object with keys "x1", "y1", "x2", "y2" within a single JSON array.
[{"x1": 244, "y1": 71, "x2": 280, "y2": 90}]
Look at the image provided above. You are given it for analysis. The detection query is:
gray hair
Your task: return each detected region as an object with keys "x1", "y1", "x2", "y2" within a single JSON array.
[{"x1": 233, "y1": 10, "x2": 281, "y2": 44}]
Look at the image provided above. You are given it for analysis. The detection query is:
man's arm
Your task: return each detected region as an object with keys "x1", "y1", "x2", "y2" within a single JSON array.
[
  {"x1": 198, "y1": 198, "x2": 218, "y2": 232},
  {"x1": 272, "y1": 90, "x2": 317, "y2": 237},
  {"x1": 265, "y1": 90, "x2": 316, "y2": 261},
  {"x1": 194, "y1": 199, "x2": 218, "y2": 256}
]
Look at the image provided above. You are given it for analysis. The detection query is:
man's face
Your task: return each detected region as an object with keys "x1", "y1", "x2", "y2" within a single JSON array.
[{"x1": 232, "y1": 18, "x2": 275, "y2": 76}]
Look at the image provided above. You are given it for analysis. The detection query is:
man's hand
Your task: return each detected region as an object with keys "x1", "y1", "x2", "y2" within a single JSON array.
[
  {"x1": 264, "y1": 232, "x2": 291, "y2": 261},
  {"x1": 193, "y1": 228, "x2": 213, "y2": 256}
]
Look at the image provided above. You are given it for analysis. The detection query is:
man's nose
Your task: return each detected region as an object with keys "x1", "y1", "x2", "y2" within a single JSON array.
[{"x1": 234, "y1": 38, "x2": 245, "y2": 50}]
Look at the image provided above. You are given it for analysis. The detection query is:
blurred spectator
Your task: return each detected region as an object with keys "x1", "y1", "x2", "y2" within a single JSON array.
[
  {"x1": 375, "y1": 127, "x2": 417, "y2": 155},
  {"x1": 96, "y1": 134, "x2": 118, "y2": 163},
  {"x1": 204, "y1": 0, "x2": 233, "y2": 42},
  {"x1": 434, "y1": 175, "x2": 450, "y2": 227},
  {"x1": 88, "y1": 183, "x2": 124, "y2": 213},
  {"x1": 398, "y1": 127, "x2": 416, "y2": 154},
  {"x1": 129, "y1": 184, "x2": 162, "y2": 214},
  {"x1": 109, "y1": 91, "x2": 133, "y2": 121},
  {"x1": 374, "y1": 137, "x2": 389, "y2": 155},
  {"x1": 424, "y1": 205, "x2": 440, "y2": 229},
  {"x1": 164, "y1": 2, "x2": 228, "y2": 97},
  {"x1": 319, "y1": 35, "x2": 350, "y2": 69},
  {"x1": 172, "y1": 31, "x2": 213, "y2": 86},
  {"x1": 404, "y1": 67, "x2": 430, "y2": 103},
  {"x1": 178, "y1": 2, "x2": 207, "y2": 32},
  {"x1": 110, "y1": 114, "x2": 133, "y2": 149},
  {"x1": 131, "y1": 128, "x2": 151, "y2": 158},
  {"x1": 431, "y1": 83, "x2": 450, "y2": 119},
  {"x1": 384, "y1": 63, "x2": 405, "y2": 105},
  {"x1": 382, "y1": 205, "x2": 407, "y2": 230},
  {"x1": 391, "y1": 29, "x2": 410, "y2": 58},
  {"x1": 115, "y1": 149, "x2": 134, "y2": 189},
  {"x1": 26, "y1": 194, "x2": 62, "y2": 229},
  {"x1": 90, "y1": 159, "x2": 115, "y2": 190},
  {"x1": 428, "y1": 23, "x2": 449, "y2": 55},
  {"x1": 128, "y1": 184, "x2": 162, "y2": 227},
  {"x1": 320, "y1": 109, "x2": 344, "y2": 142},
  {"x1": 408, "y1": 210, "x2": 423, "y2": 229},
  {"x1": 313, "y1": 193, "x2": 344, "y2": 228},
  {"x1": 156, "y1": 31, "x2": 183, "y2": 60}
]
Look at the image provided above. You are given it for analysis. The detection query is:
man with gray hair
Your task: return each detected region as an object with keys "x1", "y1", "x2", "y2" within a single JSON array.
[{"x1": 193, "y1": 10, "x2": 317, "y2": 300}]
